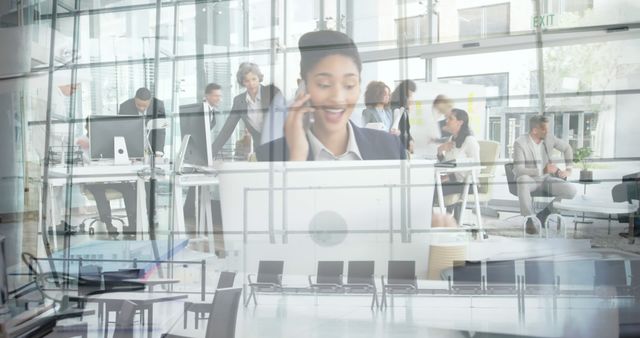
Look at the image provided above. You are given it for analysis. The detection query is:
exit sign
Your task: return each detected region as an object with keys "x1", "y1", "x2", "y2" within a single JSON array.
[{"x1": 532, "y1": 14, "x2": 555, "y2": 28}]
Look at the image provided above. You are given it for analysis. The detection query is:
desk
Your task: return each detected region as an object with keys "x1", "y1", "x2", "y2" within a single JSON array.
[
  {"x1": 167, "y1": 173, "x2": 220, "y2": 254},
  {"x1": 434, "y1": 165, "x2": 484, "y2": 236},
  {"x1": 83, "y1": 292, "x2": 187, "y2": 337},
  {"x1": 554, "y1": 197, "x2": 639, "y2": 243},
  {"x1": 43, "y1": 165, "x2": 150, "y2": 247}
]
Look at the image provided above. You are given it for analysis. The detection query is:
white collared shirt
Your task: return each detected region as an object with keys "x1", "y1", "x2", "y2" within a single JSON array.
[
  {"x1": 529, "y1": 135, "x2": 544, "y2": 176},
  {"x1": 245, "y1": 87, "x2": 263, "y2": 131},
  {"x1": 306, "y1": 123, "x2": 362, "y2": 161}
]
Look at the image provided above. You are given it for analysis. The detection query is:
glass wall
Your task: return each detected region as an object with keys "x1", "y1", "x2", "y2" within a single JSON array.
[{"x1": 1, "y1": 1, "x2": 640, "y2": 336}]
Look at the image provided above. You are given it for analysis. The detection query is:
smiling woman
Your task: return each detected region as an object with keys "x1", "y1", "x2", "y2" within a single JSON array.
[{"x1": 256, "y1": 30, "x2": 406, "y2": 162}]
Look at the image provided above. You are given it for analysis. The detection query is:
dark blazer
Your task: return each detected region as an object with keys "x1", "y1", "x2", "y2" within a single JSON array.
[
  {"x1": 256, "y1": 121, "x2": 407, "y2": 161},
  {"x1": 210, "y1": 84, "x2": 283, "y2": 157},
  {"x1": 438, "y1": 119, "x2": 452, "y2": 139},
  {"x1": 119, "y1": 97, "x2": 166, "y2": 153},
  {"x1": 179, "y1": 101, "x2": 218, "y2": 129},
  {"x1": 394, "y1": 107, "x2": 412, "y2": 151}
]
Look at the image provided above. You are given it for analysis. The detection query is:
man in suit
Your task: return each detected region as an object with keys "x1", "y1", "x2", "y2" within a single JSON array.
[
  {"x1": 85, "y1": 88, "x2": 166, "y2": 239},
  {"x1": 118, "y1": 87, "x2": 166, "y2": 155},
  {"x1": 181, "y1": 83, "x2": 225, "y2": 239},
  {"x1": 513, "y1": 115, "x2": 577, "y2": 234}
]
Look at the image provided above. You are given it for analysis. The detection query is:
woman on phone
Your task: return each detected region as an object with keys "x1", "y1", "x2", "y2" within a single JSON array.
[
  {"x1": 256, "y1": 30, "x2": 405, "y2": 161},
  {"x1": 435, "y1": 108, "x2": 480, "y2": 220}
]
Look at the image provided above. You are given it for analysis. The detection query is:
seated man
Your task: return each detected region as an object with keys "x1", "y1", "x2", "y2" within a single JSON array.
[
  {"x1": 80, "y1": 88, "x2": 165, "y2": 239},
  {"x1": 513, "y1": 115, "x2": 577, "y2": 234}
]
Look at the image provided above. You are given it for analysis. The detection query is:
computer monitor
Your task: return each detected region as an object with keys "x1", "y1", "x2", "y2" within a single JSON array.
[
  {"x1": 179, "y1": 105, "x2": 213, "y2": 167},
  {"x1": 0, "y1": 236, "x2": 8, "y2": 306},
  {"x1": 89, "y1": 115, "x2": 145, "y2": 160}
]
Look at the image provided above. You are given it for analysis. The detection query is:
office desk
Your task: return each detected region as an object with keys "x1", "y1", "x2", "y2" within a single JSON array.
[
  {"x1": 42, "y1": 164, "x2": 151, "y2": 247},
  {"x1": 434, "y1": 165, "x2": 484, "y2": 236},
  {"x1": 165, "y1": 173, "x2": 220, "y2": 254}
]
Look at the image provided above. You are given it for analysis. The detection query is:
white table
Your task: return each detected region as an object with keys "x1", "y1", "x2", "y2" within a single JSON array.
[
  {"x1": 553, "y1": 197, "x2": 639, "y2": 243},
  {"x1": 163, "y1": 173, "x2": 220, "y2": 255},
  {"x1": 42, "y1": 164, "x2": 152, "y2": 248},
  {"x1": 434, "y1": 165, "x2": 485, "y2": 237}
]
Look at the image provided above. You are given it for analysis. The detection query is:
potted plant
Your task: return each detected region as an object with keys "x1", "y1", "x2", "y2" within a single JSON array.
[{"x1": 573, "y1": 147, "x2": 593, "y2": 182}]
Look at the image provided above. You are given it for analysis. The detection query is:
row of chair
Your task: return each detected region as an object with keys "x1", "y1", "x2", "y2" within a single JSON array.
[{"x1": 246, "y1": 259, "x2": 640, "y2": 309}]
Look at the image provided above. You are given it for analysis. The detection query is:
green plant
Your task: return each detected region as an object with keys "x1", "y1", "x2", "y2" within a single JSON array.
[{"x1": 573, "y1": 147, "x2": 593, "y2": 171}]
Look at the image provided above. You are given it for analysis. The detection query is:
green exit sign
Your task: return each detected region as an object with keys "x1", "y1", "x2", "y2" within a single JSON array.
[{"x1": 532, "y1": 14, "x2": 555, "y2": 28}]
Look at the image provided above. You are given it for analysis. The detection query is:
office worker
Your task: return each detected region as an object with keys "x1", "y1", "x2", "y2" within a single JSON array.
[
  {"x1": 118, "y1": 87, "x2": 166, "y2": 155},
  {"x1": 81, "y1": 88, "x2": 165, "y2": 239},
  {"x1": 361, "y1": 81, "x2": 399, "y2": 135},
  {"x1": 513, "y1": 115, "x2": 576, "y2": 234},
  {"x1": 390, "y1": 80, "x2": 417, "y2": 154},
  {"x1": 182, "y1": 83, "x2": 224, "y2": 232},
  {"x1": 210, "y1": 62, "x2": 287, "y2": 158},
  {"x1": 435, "y1": 109, "x2": 480, "y2": 220},
  {"x1": 433, "y1": 94, "x2": 453, "y2": 141},
  {"x1": 256, "y1": 30, "x2": 405, "y2": 162}
]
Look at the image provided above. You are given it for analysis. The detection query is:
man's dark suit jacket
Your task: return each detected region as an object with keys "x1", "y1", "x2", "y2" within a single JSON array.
[
  {"x1": 179, "y1": 101, "x2": 218, "y2": 128},
  {"x1": 119, "y1": 97, "x2": 166, "y2": 153},
  {"x1": 210, "y1": 84, "x2": 282, "y2": 157},
  {"x1": 256, "y1": 122, "x2": 407, "y2": 161}
]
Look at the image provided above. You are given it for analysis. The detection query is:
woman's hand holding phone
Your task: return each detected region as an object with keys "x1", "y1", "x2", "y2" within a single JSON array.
[{"x1": 285, "y1": 92, "x2": 314, "y2": 161}]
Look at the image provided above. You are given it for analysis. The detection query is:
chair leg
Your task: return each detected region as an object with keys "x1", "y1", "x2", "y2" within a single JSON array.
[
  {"x1": 381, "y1": 289, "x2": 386, "y2": 308},
  {"x1": 252, "y1": 289, "x2": 258, "y2": 305},
  {"x1": 194, "y1": 311, "x2": 198, "y2": 330},
  {"x1": 183, "y1": 304, "x2": 188, "y2": 329},
  {"x1": 244, "y1": 288, "x2": 255, "y2": 307}
]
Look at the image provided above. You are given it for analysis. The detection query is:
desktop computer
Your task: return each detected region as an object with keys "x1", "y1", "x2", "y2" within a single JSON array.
[
  {"x1": 89, "y1": 115, "x2": 145, "y2": 161},
  {"x1": 179, "y1": 105, "x2": 213, "y2": 168}
]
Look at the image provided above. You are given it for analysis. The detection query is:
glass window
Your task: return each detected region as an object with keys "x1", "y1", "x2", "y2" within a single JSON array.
[{"x1": 458, "y1": 3, "x2": 510, "y2": 41}]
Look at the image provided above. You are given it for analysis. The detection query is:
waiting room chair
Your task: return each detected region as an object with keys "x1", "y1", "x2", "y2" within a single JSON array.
[
  {"x1": 164, "y1": 288, "x2": 242, "y2": 338},
  {"x1": 183, "y1": 271, "x2": 236, "y2": 329},
  {"x1": 245, "y1": 261, "x2": 284, "y2": 307},
  {"x1": 343, "y1": 261, "x2": 378, "y2": 309},
  {"x1": 381, "y1": 260, "x2": 418, "y2": 307},
  {"x1": 308, "y1": 261, "x2": 344, "y2": 293},
  {"x1": 450, "y1": 260, "x2": 482, "y2": 294},
  {"x1": 485, "y1": 260, "x2": 517, "y2": 294},
  {"x1": 594, "y1": 260, "x2": 628, "y2": 290}
]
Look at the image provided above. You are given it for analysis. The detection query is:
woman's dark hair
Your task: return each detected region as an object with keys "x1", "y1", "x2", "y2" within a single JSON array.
[
  {"x1": 364, "y1": 81, "x2": 390, "y2": 109},
  {"x1": 451, "y1": 108, "x2": 472, "y2": 148},
  {"x1": 390, "y1": 80, "x2": 417, "y2": 110},
  {"x1": 298, "y1": 30, "x2": 362, "y2": 81}
]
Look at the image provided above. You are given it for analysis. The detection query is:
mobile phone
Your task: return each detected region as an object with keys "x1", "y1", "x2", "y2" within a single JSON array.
[{"x1": 296, "y1": 81, "x2": 314, "y2": 129}]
